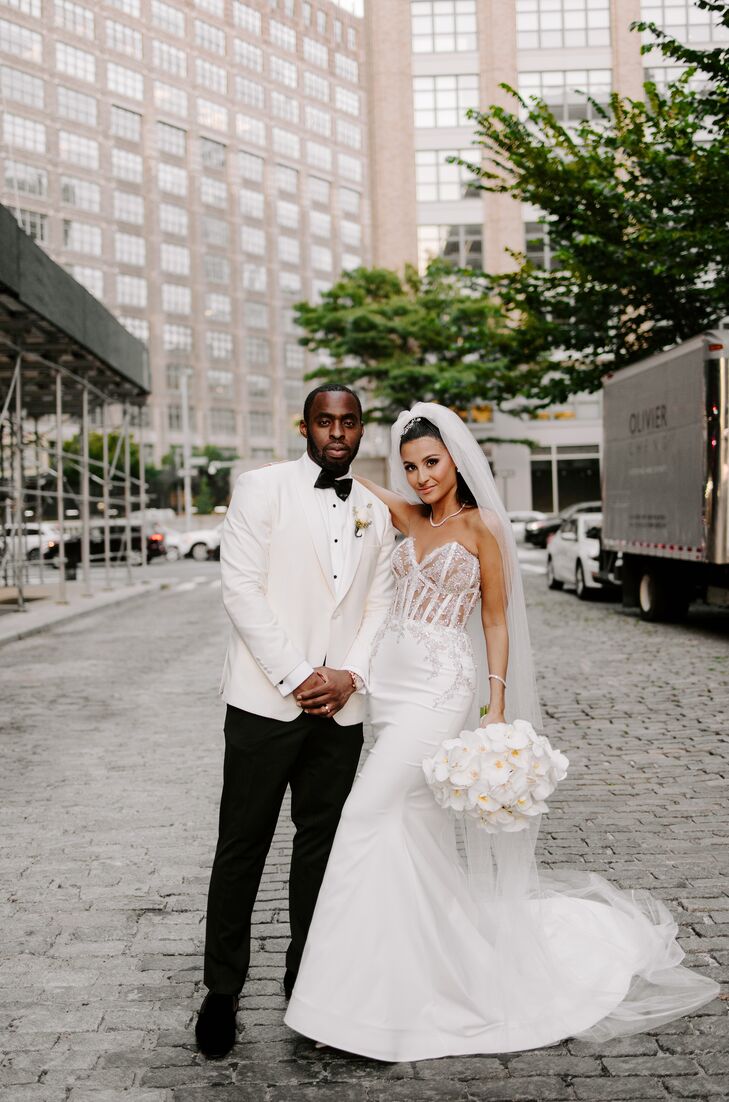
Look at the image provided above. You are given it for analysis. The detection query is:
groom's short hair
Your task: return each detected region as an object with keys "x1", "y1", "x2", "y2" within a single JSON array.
[{"x1": 303, "y1": 383, "x2": 363, "y2": 425}]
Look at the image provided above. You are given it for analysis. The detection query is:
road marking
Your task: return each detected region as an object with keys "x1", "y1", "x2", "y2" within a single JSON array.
[
  {"x1": 520, "y1": 563, "x2": 547, "y2": 575},
  {"x1": 173, "y1": 581, "x2": 198, "y2": 593}
]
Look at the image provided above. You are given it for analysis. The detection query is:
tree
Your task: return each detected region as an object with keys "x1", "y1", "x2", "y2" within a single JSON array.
[
  {"x1": 61, "y1": 432, "x2": 161, "y2": 507},
  {"x1": 295, "y1": 261, "x2": 517, "y2": 423}
]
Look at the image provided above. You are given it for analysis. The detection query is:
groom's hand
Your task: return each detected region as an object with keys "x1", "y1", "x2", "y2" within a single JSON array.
[{"x1": 296, "y1": 667, "x2": 355, "y2": 717}]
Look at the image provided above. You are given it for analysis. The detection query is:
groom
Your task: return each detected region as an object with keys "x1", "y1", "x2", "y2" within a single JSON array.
[{"x1": 196, "y1": 383, "x2": 395, "y2": 1058}]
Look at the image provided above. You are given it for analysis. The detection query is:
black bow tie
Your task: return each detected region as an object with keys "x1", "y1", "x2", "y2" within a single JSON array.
[{"x1": 314, "y1": 469, "x2": 353, "y2": 502}]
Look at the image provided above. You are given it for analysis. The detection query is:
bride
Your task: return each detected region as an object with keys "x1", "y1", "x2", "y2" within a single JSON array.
[{"x1": 284, "y1": 402, "x2": 719, "y2": 1062}]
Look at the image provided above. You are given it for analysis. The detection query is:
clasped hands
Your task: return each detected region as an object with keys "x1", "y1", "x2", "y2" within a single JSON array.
[{"x1": 295, "y1": 667, "x2": 354, "y2": 717}]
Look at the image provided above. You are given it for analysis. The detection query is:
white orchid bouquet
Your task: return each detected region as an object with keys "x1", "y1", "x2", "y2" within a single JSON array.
[{"x1": 422, "y1": 720, "x2": 569, "y2": 833}]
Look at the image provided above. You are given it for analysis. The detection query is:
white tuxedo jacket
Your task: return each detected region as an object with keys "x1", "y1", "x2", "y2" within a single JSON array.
[{"x1": 219, "y1": 455, "x2": 395, "y2": 725}]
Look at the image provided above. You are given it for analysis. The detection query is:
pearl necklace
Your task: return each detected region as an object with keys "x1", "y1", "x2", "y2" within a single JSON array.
[{"x1": 429, "y1": 504, "x2": 466, "y2": 528}]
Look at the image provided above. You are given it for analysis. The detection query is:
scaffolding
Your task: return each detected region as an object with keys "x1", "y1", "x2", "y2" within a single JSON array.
[{"x1": 0, "y1": 203, "x2": 150, "y2": 613}]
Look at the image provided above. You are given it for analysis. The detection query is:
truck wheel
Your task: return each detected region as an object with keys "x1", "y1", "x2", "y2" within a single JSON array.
[
  {"x1": 547, "y1": 557, "x2": 563, "y2": 590},
  {"x1": 575, "y1": 562, "x2": 592, "y2": 600},
  {"x1": 190, "y1": 541, "x2": 208, "y2": 562},
  {"x1": 638, "y1": 570, "x2": 689, "y2": 622}
]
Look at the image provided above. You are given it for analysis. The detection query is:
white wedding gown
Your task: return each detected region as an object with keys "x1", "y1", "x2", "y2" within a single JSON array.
[{"x1": 284, "y1": 539, "x2": 719, "y2": 1062}]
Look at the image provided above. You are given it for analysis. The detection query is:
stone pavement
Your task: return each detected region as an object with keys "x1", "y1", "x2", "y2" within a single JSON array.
[{"x1": 0, "y1": 567, "x2": 727, "y2": 1102}]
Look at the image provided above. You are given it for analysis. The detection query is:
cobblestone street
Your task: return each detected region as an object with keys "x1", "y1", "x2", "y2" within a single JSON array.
[{"x1": 1, "y1": 565, "x2": 728, "y2": 1102}]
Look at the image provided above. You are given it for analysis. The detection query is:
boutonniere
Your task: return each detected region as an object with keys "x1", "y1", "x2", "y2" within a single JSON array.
[{"x1": 353, "y1": 503, "x2": 373, "y2": 538}]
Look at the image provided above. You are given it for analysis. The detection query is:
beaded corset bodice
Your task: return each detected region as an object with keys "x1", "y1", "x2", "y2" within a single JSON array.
[{"x1": 389, "y1": 538, "x2": 480, "y2": 631}]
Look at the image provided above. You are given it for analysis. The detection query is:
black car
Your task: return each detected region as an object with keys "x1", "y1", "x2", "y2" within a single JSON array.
[
  {"x1": 524, "y1": 501, "x2": 602, "y2": 549},
  {"x1": 45, "y1": 521, "x2": 166, "y2": 573}
]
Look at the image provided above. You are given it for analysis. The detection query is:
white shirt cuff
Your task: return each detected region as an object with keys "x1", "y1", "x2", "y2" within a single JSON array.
[
  {"x1": 344, "y1": 665, "x2": 368, "y2": 694},
  {"x1": 277, "y1": 659, "x2": 315, "y2": 697}
]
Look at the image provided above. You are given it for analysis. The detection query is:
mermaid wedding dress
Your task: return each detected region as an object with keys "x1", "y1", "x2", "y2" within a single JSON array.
[{"x1": 284, "y1": 537, "x2": 719, "y2": 1062}]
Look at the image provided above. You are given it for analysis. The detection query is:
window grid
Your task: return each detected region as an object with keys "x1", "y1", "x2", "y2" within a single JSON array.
[
  {"x1": 0, "y1": 19, "x2": 42, "y2": 63},
  {"x1": 160, "y1": 202, "x2": 189, "y2": 236},
  {"x1": 63, "y1": 218, "x2": 101, "y2": 255},
  {"x1": 411, "y1": 0, "x2": 477, "y2": 53},
  {"x1": 110, "y1": 104, "x2": 141, "y2": 141},
  {"x1": 157, "y1": 120, "x2": 187, "y2": 157},
  {"x1": 152, "y1": 39, "x2": 187, "y2": 78},
  {"x1": 113, "y1": 189, "x2": 144, "y2": 223},
  {"x1": 106, "y1": 19, "x2": 143, "y2": 59},
  {"x1": 115, "y1": 231, "x2": 146, "y2": 265},
  {"x1": 415, "y1": 147, "x2": 479, "y2": 201},
  {"x1": 519, "y1": 69, "x2": 612, "y2": 122},
  {"x1": 413, "y1": 73, "x2": 479, "y2": 127},
  {"x1": 4, "y1": 112, "x2": 45, "y2": 153},
  {"x1": 1, "y1": 64, "x2": 43, "y2": 109},
  {"x1": 6, "y1": 159, "x2": 48, "y2": 197},
  {"x1": 56, "y1": 41, "x2": 96, "y2": 83},
  {"x1": 417, "y1": 223, "x2": 483, "y2": 271},
  {"x1": 54, "y1": 0, "x2": 94, "y2": 41},
  {"x1": 151, "y1": 0, "x2": 184, "y2": 37},
  {"x1": 15, "y1": 208, "x2": 47, "y2": 242},
  {"x1": 61, "y1": 175, "x2": 99, "y2": 211},
  {"x1": 640, "y1": 0, "x2": 729, "y2": 42}
]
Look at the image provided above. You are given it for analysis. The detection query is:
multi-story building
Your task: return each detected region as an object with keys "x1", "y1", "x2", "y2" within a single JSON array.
[
  {"x1": 0, "y1": 0, "x2": 368, "y2": 464},
  {"x1": 364, "y1": 0, "x2": 727, "y2": 512}
]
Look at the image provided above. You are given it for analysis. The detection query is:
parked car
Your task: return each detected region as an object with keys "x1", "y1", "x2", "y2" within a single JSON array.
[
  {"x1": 174, "y1": 524, "x2": 223, "y2": 562},
  {"x1": 525, "y1": 500, "x2": 602, "y2": 548},
  {"x1": 508, "y1": 510, "x2": 546, "y2": 543},
  {"x1": 3, "y1": 521, "x2": 60, "y2": 561},
  {"x1": 546, "y1": 512, "x2": 604, "y2": 599},
  {"x1": 44, "y1": 521, "x2": 166, "y2": 570}
]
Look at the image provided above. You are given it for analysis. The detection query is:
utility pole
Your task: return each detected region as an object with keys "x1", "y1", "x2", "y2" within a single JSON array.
[{"x1": 180, "y1": 369, "x2": 193, "y2": 532}]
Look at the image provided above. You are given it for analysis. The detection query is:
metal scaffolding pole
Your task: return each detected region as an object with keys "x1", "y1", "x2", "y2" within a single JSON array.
[
  {"x1": 123, "y1": 404, "x2": 133, "y2": 586},
  {"x1": 180, "y1": 369, "x2": 193, "y2": 532},
  {"x1": 138, "y1": 406, "x2": 147, "y2": 578},
  {"x1": 80, "y1": 385, "x2": 92, "y2": 597},
  {"x1": 35, "y1": 418, "x2": 44, "y2": 586},
  {"x1": 101, "y1": 402, "x2": 112, "y2": 591},
  {"x1": 55, "y1": 371, "x2": 68, "y2": 605},
  {"x1": 13, "y1": 354, "x2": 25, "y2": 612}
]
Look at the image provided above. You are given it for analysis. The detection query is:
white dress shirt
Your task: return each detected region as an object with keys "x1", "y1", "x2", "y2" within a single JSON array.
[{"x1": 277, "y1": 452, "x2": 369, "y2": 698}]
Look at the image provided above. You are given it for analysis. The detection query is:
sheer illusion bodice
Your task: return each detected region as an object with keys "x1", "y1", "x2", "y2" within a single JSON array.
[{"x1": 389, "y1": 538, "x2": 480, "y2": 630}]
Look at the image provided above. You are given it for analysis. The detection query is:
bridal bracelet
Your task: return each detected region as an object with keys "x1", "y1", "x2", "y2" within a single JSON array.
[{"x1": 488, "y1": 674, "x2": 507, "y2": 688}]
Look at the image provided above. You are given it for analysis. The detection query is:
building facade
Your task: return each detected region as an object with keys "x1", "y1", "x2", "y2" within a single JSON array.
[
  {"x1": 0, "y1": 0, "x2": 368, "y2": 464},
  {"x1": 364, "y1": 0, "x2": 727, "y2": 512}
]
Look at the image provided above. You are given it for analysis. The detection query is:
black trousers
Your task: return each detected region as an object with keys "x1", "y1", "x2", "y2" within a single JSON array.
[{"x1": 203, "y1": 704, "x2": 363, "y2": 995}]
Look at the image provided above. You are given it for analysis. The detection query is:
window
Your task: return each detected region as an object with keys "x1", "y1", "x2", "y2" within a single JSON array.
[
  {"x1": 157, "y1": 121, "x2": 186, "y2": 157},
  {"x1": 240, "y1": 187, "x2": 264, "y2": 219},
  {"x1": 166, "y1": 362, "x2": 183, "y2": 390},
  {"x1": 285, "y1": 343, "x2": 305, "y2": 372},
  {"x1": 152, "y1": 0, "x2": 185, "y2": 37},
  {"x1": 204, "y1": 253, "x2": 230, "y2": 282},
  {"x1": 63, "y1": 218, "x2": 101, "y2": 255},
  {"x1": 3, "y1": 112, "x2": 44, "y2": 155},
  {"x1": 411, "y1": 1, "x2": 477, "y2": 53},
  {"x1": 271, "y1": 19, "x2": 296, "y2": 51},
  {"x1": 59, "y1": 129, "x2": 97, "y2": 167},
  {"x1": 273, "y1": 126, "x2": 301, "y2": 158},
  {"x1": 167, "y1": 404, "x2": 183, "y2": 431},
  {"x1": 203, "y1": 214, "x2": 227, "y2": 245},
  {"x1": 277, "y1": 199, "x2": 298, "y2": 228},
  {"x1": 0, "y1": 19, "x2": 42, "y2": 63},
  {"x1": 15, "y1": 208, "x2": 47, "y2": 243},
  {"x1": 196, "y1": 57, "x2": 227, "y2": 94},
  {"x1": 336, "y1": 119, "x2": 361, "y2": 149},
  {"x1": 306, "y1": 105, "x2": 331, "y2": 137},
  {"x1": 54, "y1": 0, "x2": 94, "y2": 40},
  {"x1": 348, "y1": 26, "x2": 357, "y2": 49},
  {"x1": 417, "y1": 223, "x2": 483, "y2": 270},
  {"x1": 194, "y1": 18, "x2": 225, "y2": 55},
  {"x1": 1, "y1": 65, "x2": 43, "y2": 109},
  {"x1": 200, "y1": 136, "x2": 227, "y2": 170},
  {"x1": 57, "y1": 86, "x2": 96, "y2": 128},
  {"x1": 197, "y1": 98, "x2": 228, "y2": 132},
  {"x1": 244, "y1": 301, "x2": 268, "y2": 328},
  {"x1": 235, "y1": 75, "x2": 265, "y2": 109},
  {"x1": 210, "y1": 408, "x2": 236, "y2": 436},
  {"x1": 107, "y1": 0, "x2": 140, "y2": 15},
  {"x1": 233, "y1": 1, "x2": 261, "y2": 34},
  {"x1": 342, "y1": 251, "x2": 361, "y2": 270},
  {"x1": 303, "y1": 36, "x2": 328, "y2": 67},
  {"x1": 237, "y1": 113, "x2": 266, "y2": 145},
  {"x1": 334, "y1": 53, "x2": 358, "y2": 82},
  {"x1": 312, "y1": 244, "x2": 332, "y2": 272},
  {"x1": 119, "y1": 316, "x2": 149, "y2": 343},
  {"x1": 524, "y1": 217, "x2": 554, "y2": 270},
  {"x1": 206, "y1": 292, "x2": 231, "y2": 321},
  {"x1": 106, "y1": 19, "x2": 142, "y2": 58},
  {"x1": 208, "y1": 369, "x2": 234, "y2": 398},
  {"x1": 6, "y1": 160, "x2": 48, "y2": 198},
  {"x1": 160, "y1": 202, "x2": 188, "y2": 236},
  {"x1": 310, "y1": 210, "x2": 331, "y2": 237},
  {"x1": 303, "y1": 1, "x2": 311, "y2": 24},
  {"x1": 108, "y1": 62, "x2": 144, "y2": 101},
  {"x1": 207, "y1": 330, "x2": 233, "y2": 359},
  {"x1": 110, "y1": 105, "x2": 141, "y2": 141},
  {"x1": 335, "y1": 18, "x2": 343, "y2": 42},
  {"x1": 56, "y1": 41, "x2": 95, "y2": 82},
  {"x1": 242, "y1": 262, "x2": 266, "y2": 291},
  {"x1": 307, "y1": 141, "x2": 332, "y2": 171},
  {"x1": 339, "y1": 186, "x2": 360, "y2": 215},
  {"x1": 112, "y1": 148, "x2": 143, "y2": 183},
  {"x1": 70, "y1": 264, "x2": 102, "y2": 296},
  {"x1": 308, "y1": 175, "x2": 330, "y2": 204},
  {"x1": 154, "y1": 80, "x2": 188, "y2": 117},
  {"x1": 234, "y1": 38, "x2": 262, "y2": 71},
  {"x1": 247, "y1": 373, "x2": 271, "y2": 399},
  {"x1": 279, "y1": 269, "x2": 301, "y2": 294},
  {"x1": 249, "y1": 410, "x2": 273, "y2": 436},
  {"x1": 272, "y1": 90, "x2": 299, "y2": 123},
  {"x1": 241, "y1": 224, "x2": 265, "y2": 255},
  {"x1": 415, "y1": 147, "x2": 479, "y2": 200},
  {"x1": 413, "y1": 74, "x2": 479, "y2": 127},
  {"x1": 335, "y1": 85, "x2": 359, "y2": 116},
  {"x1": 316, "y1": 10, "x2": 327, "y2": 34},
  {"x1": 117, "y1": 273, "x2": 147, "y2": 307},
  {"x1": 201, "y1": 175, "x2": 227, "y2": 207},
  {"x1": 162, "y1": 283, "x2": 192, "y2": 314},
  {"x1": 338, "y1": 153, "x2": 361, "y2": 182},
  {"x1": 519, "y1": 69, "x2": 612, "y2": 123},
  {"x1": 152, "y1": 39, "x2": 187, "y2": 77},
  {"x1": 239, "y1": 150, "x2": 264, "y2": 182},
  {"x1": 163, "y1": 323, "x2": 192, "y2": 351},
  {"x1": 271, "y1": 55, "x2": 297, "y2": 88},
  {"x1": 158, "y1": 162, "x2": 187, "y2": 196},
  {"x1": 305, "y1": 70, "x2": 330, "y2": 102},
  {"x1": 161, "y1": 242, "x2": 190, "y2": 275},
  {"x1": 113, "y1": 190, "x2": 144, "y2": 223},
  {"x1": 341, "y1": 219, "x2": 361, "y2": 246},
  {"x1": 276, "y1": 163, "x2": 298, "y2": 193},
  {"x1": 516, "y1": 0, "x2": 610, "y2": 50},
  {"x1": 278, "y1": 235, "x2": 300, "y2": 265},
  {"x1": 195, "y1": 0, "x2": 224, "y2": 15},
  {"x1": 115, "y1": 231, "x2": 145, "y2": 265},
  {"x1": 1, "y1": 0, "x2": 41, "y2": 14}
]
